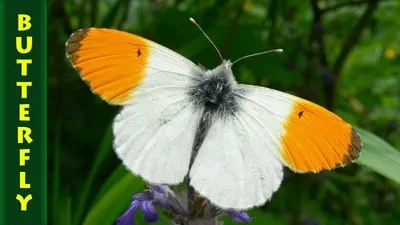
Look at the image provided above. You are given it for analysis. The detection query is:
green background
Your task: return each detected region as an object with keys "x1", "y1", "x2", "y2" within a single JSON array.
[
  {"x1": 47, "y1": 1, "x2": 400, "y2": 225},
  {"x1": 0, "y1": 0, "x2": 4, "y2": 223},
  {"x1": 0, "y1": 0, "x2": 47, "y2": 224}
]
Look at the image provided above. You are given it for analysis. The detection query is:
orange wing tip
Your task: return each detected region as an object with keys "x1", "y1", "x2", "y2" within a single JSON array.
[
  {"x1": 65, "y1": 28, "x2": 91, "y2": 66},
  {"x1": 65, "y1": 28, "x2": 150, "y2": 105},
  {"x1": 288, "y1": 127, "x2": 362, "y2": 173},
  {"x1": 334, "y1": 127, "x2": 362, "y2": 168},
  {"x1": 280, "y1": 99, "x2": 363, "y2": 173}
]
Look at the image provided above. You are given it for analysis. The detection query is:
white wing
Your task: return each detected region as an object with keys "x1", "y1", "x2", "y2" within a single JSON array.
[
  {"x1": 112, "y1": 49, "x2": 203, "y2": 184},
  {"x1": 113, "y1": 96, "x2": 201, "y2": 184},
  {"x1": 189, "y1": 110, "x2": 284, "y2": 210}
]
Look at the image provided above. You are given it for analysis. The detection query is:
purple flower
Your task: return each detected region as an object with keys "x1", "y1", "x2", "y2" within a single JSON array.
[
  {"x1": 227, "y1": 211, "x2": 252, "y2": 222},
  {"x1": 116, "y1": 185, "x2": 171, "y2": 225},
  {"x1": 117, "y1": 185, "x2": 252, "y2": 224}
]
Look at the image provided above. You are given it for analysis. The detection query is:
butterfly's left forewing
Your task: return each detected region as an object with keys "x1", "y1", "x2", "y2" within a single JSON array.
[
  {"x1": 66, "y1": 28, "x2": 202, "y2": 105},
  {"x1": 66, "y1": 28, "x2": 204, "y2": 184}
]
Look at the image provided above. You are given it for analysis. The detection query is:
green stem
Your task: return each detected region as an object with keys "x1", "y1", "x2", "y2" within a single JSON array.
[
  {"x1": 52, "y1": 118, "x2": 62, "y2": 224},
  {"x1": 73, "y1": 125, "x2": 113, "y2": 225}
]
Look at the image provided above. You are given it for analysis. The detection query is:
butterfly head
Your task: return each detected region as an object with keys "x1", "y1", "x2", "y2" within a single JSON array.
[
  {"x1": 205, "y1": 59, "x2": 236, "y2": 85},
  {"x1": 223, "y1": 59, "x2": 233, "y2": 70}
]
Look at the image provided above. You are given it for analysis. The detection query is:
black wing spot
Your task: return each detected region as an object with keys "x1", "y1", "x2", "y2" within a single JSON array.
[
  {"x1": 137, "y1": 49, "x2": 141, "y2": 57},
  {"x1": 298, "y1": 111, "x2": 304, "y2": 118}
]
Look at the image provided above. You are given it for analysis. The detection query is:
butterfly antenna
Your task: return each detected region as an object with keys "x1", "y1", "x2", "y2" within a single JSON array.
[
  {"x1": 231, "y1": 49, "x2": 284, "y2": 67},
  {"x1": 190, "y1": 17, "x2": 224, "y2": 63}
]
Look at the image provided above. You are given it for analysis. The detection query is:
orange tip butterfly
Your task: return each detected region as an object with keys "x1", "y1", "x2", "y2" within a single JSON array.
[{"x1": 65, "y1": 18, "x2": 362, "y2": 210}]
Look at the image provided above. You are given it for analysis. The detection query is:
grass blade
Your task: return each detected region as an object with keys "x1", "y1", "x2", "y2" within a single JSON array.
[
  {"x1": 82, "y1": 171, "x2": 144, "y2": 225},
  {"x1": 74, "y1": 123, "x2": 113, "y2": 225},
  {"x1": 355, "y1": 126, "x2": 400, "y2": 184}
]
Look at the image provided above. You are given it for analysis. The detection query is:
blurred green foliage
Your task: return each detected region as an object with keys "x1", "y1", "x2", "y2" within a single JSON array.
[{"x1": 48, "y1": 0, "x2": 400, "y2": 224}]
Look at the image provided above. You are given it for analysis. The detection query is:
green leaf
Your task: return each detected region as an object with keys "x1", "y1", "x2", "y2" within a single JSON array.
[
  {"x1": 101, "y1": 0, "x2": 124, "y2": 28},
  {"x1": 92, "y1": 165, "x2": 134, "y2": 205},
  {"x1": 355, "y1": 126, "x2": 400, "y2": 185},
  {"x1": 74, "y1": 124, "x2": 113, "y2": 225},
  {"x1": 65, "y1": 197, "x2": 72, "y2": 225},
  {"x1": 51, "y1": 118, "x2": 62, "y2": 224},
  {"x1": 82, "y1": 169, "x2": 145, "y2": 225}
]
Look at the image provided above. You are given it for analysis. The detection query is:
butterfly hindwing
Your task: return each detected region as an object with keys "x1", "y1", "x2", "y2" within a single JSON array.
[
  {"x1": 189, "y1": 111, "x2": 284, "y2": 210},
  {"x1": 114, "y1": 99, "x2": 201, "y2": 184}
]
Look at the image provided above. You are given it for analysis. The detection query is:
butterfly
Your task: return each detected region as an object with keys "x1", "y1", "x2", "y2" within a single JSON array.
[{"x1": 65, "y1": 18, "x2": 362, "y2": 210}]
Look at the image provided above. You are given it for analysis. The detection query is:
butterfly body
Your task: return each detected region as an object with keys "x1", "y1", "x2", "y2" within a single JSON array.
[
  {"x1": 66, "y1": 27, "x2": 362, "y2": 210},
  {"x1": 189, "y1": 60, "x2": 240, "y2": 117}
]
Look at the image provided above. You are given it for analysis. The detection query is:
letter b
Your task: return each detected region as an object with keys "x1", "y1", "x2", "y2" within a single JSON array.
[{"x1": 18, "y1": 14, "x2": 31, "y2": 31}]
